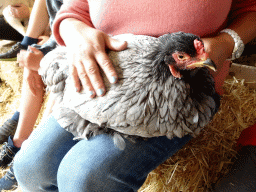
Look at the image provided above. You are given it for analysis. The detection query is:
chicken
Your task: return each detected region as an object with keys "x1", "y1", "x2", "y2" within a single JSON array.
[{"x1": 39, "y1": 32, "x2": 219, "y2": 150}]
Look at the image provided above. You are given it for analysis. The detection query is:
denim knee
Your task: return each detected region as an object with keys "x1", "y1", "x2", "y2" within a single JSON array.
[
  {"x1": 57, "y1": 134, "x2": 192, "y2": 192},
  {"x1": 14, "y1": 140, "x2": 59, "y2": 191},
  {"x1": 14, "y1": 116, "x2": 77, "y2": 191},
  {"x1": 57, "y1": 135, "x2": 134, "y2": 192},
  {"x1": 57, "y1": 159, "x2": 126, "y2": 192}
]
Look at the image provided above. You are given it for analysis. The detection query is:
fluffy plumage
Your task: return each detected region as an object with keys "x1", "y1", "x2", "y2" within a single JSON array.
[{"x1": 39, "y1": 32, "x2": 219, "y2": 150}]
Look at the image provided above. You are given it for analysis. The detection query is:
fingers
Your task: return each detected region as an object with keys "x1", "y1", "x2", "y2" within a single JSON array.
[
  {"x1": 26, "y1": 70, "x2": 43, "y2": 96},
  {"x1": 79, "y1": 49, "x2": 112, "y2": 97},
  {"x1": 84, "y1": 57, "x2": 105, "y2": 96},
  {"x1": 17, "y1": 52, "x2": 25, "y2": 68},
  {"x1": 18, "y1": 47, "x2": 43, "y2": 71},
  {"x1": 26, "y1": 73, "x2": 37, "y2": 96},
  {"x1": 70, "y1": 64, "x2": 83, "y2": 93},
  {"x1": 84, "y1": 35, "x2": 127, "y2": 95},
  {"x1": 28, "y1": 46, "x2": 39, "y2": 53},
  {"x1": 94, "y1": 49, "x2": 117, "y2": 84},
  {"x1": 98, "y1": 35, "x2": 127, "y2": 83},
  {"x1": 9, "y1": 6, "x2": 19, "y2": 17},
  {"x1": 105, "y1": 34, "x2": 127, "y2": 51},
  {"x1": 71, "y1": 56, "x2": 102, "y2": 97},
  {"x1": 69, "y1": 30, "x2": 127, "y2": 97},
  {"x1": 18, "y1": 50, "x2": 28, "y2": 68}
]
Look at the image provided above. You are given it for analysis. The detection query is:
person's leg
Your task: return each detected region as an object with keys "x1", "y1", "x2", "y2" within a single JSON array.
[
  {"x1": 57, "y1": 134, "x2": 192, "y2": 192},
  {"x1": 25, "y1": 0, "x2": 49, "y2": 39},
  {"x1": 12, "y1": 69, "x2": 45, "y2": 148},
  {"x1": 14, "y1": 115, "x2": 78, "y2": 191},
  {"x1": 15, "y1": 116, "x2": 191, "y2": 192},
  {"x1": 18, "y1": 0, "x2": 49, "y2": 48},
  {"x1": 39, "y1": 92, "x2": 56, "y2": 124},
  {"x1": 0, "y1": 71, "x2": 52, "y2": 190},
  {"x1": 0, "y1": 69, "x2": 45, "y2": 166}
]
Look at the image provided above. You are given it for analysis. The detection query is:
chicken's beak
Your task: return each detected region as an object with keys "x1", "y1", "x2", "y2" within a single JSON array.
[{"x1": 188, "y1": 58, "x2": 217, "y2": 72}]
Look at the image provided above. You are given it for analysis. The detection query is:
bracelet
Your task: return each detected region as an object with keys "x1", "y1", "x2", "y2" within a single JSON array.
[{"x1": 220, "y1": 29, "x2": 245, "y2": 60}]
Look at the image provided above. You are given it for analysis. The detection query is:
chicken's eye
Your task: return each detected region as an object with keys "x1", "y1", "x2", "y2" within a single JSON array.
[{"x1": 178, "y1": 54, "x2": 185, "y2": 60}]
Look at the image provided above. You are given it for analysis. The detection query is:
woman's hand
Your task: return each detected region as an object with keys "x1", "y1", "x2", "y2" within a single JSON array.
[
  {"x1": 202, "y1": 33, "x2": 234, "y2": 95},
  {"x1": 23, "y1": 68, "x2": 44, "y2": 96},
  {"x1": 37, "y1": 35, "x2": 50, "y2": 45},
  {"x1": 8, "y1": 4, "x2": 30, "y2": 19},
  {"x1": 18, "y1": 46, "x2": 44, "y2": 71},
  {"x1": 60, "y1": 19, "x2": 127, "y2": 97}
]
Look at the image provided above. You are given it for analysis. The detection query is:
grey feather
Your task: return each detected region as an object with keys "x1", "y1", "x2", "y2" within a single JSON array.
[{"x1": 113, "y1": 133, "x2": 126, "y2": 150}]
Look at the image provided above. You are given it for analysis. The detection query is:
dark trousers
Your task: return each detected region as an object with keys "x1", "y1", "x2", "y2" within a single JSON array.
[{"x1": 0, "y1": 16, "x2": 23, "y2": 41}]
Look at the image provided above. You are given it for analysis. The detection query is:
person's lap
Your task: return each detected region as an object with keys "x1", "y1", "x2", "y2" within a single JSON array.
[{"x1": 14, "y1": 115, "x2": 192, "y2": 191}]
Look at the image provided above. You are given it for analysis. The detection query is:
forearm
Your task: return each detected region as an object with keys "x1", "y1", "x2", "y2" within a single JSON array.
[
  {"x1": 59, "y1": 18, "x2": 92, "y2": 47},
  {"x1": 202, "y1": 12, "x2": 256, "y2": 95},
  {"x1": 208, "y1": 12, "x2": 256, "y2": 60},
  {"x1": 53, "y1": 0, "x2": 92, "y2": 45},
  {"x1": 228, "y1": 12, "x2": 256, "y2": 44},
  {"x1": 26, "y1": 0, "x2": 49, "y2": 38}
]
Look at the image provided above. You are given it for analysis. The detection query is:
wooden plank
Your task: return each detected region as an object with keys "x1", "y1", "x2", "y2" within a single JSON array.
[{"x1": 229, "y1": 63, "x2": 256, "y2": 89}]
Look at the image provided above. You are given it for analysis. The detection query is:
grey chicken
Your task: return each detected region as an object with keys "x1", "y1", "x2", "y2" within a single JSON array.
[{"x1": 39, "y1": 32, "x2": 219, "y2": 150}]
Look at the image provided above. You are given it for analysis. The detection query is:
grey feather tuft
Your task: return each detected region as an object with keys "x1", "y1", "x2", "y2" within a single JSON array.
[{"x1": 113, "y1": 133, "x2": 126, "y2": 150}]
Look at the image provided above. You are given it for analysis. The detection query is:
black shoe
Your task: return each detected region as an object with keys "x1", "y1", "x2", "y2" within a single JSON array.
[
  {"x1": 0, "y1": 42, "x2": 25, "y2": 61},
  {"x1": 0, "y1": 137, "x2": 20, "y2": 169},
  {"x1": 0, "y1": 163, "x2": 18, "y2": 191},
  {"x1": 0, "y1": 119, "x2": 18, "y2": 143}
]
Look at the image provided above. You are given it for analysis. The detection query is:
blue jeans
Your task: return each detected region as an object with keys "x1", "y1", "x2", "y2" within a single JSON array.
[{"x1": 14, "y1": 115, "x2": 192, "y2": 192}]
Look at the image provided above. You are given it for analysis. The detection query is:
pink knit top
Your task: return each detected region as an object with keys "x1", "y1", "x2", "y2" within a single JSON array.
[{"x1": 53, "y1": 0, "x2": 256, "y2": 45}]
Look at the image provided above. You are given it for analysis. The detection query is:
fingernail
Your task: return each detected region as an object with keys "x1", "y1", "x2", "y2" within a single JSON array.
[
  {"x1": 88, "y1": 90, "x2": 94, "y2": 98},
  {"x1": 96, "y1": 88, "x2": 104, "y2": 96},
  {"x1": 110, "y1": 76, "x2": 117, "y2": 84}
]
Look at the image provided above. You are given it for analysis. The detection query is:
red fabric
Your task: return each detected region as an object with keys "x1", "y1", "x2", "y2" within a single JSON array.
[{"x1": 237, "y1": 123, "x2": 256, "y2": 150}]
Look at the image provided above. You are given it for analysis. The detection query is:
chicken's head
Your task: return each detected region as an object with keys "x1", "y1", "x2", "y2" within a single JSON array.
[{"x1": 158, "y1": 32, "x2": 216, "y2": 79}]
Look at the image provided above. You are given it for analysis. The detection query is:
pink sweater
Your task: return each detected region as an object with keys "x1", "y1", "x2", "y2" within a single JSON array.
[{"x1": 53, "y1": 0, "x2": 256, "y2": 46}]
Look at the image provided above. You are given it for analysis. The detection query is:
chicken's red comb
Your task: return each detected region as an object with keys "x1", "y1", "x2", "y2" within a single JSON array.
[{"x1": 194, "y1": 39, "x2": 205, "y2": 55}]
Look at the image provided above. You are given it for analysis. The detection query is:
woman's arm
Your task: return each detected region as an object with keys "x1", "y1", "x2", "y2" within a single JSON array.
[{"x1": 202, "y1": 12, "x2": 256, "y2": 94}]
